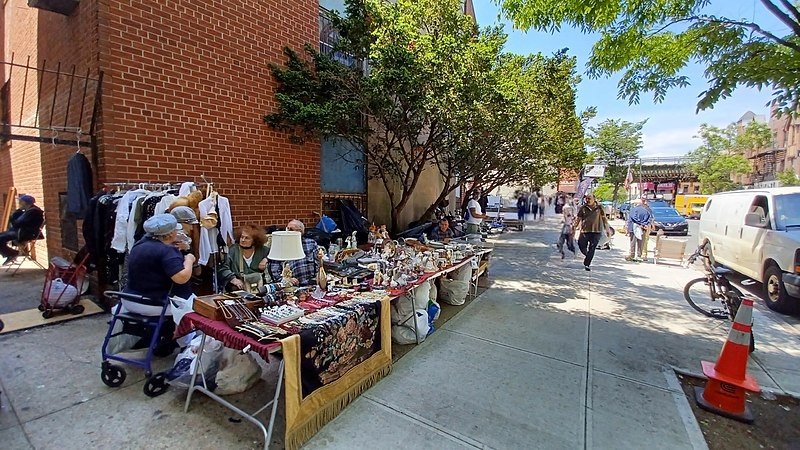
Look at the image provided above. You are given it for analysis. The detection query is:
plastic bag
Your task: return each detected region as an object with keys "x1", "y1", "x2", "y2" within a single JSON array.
[
  {"x1": 391, "y1": 309, "x2": 430, "y2": 344},
  {"x1": 215, "y1": 348, "x2": 262, "y2": 395},
  {"x1": 438, "y1": 279, "x2": 469, "y2": 306},
  {"x1": 316, "y1": 215, "x2": 338, "y2": 233},
  {"x1": 391, "y1": 280, "x2": 430, "y2": 324},
  {"x1": 166, "y1": 334, "x2": 224, "y2": 388},
  {"x1": 44, "y1": 278, "x2": 79, "y2": 307}
]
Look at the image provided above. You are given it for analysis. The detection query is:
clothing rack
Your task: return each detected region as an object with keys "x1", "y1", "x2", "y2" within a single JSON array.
[{"x1": 102, "y1": 182, "x2": 180, "y2": 191}]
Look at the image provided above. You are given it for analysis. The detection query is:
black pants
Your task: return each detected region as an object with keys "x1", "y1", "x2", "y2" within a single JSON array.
[
  {"x1": 578, "y1": 232, "x2": 601, "y2": 267},
  {"x1": 0, "y1": 230, "x2": 19, "y2": 258}
]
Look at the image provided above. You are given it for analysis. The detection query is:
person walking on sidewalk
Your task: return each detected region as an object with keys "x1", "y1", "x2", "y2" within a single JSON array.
[
  {"x1": 516, "y1": 194, "x2": 528, "y2": 222},
  {"x1": 573, "y1": 193, "x2": 612, "y2": 271},
  {"x1": 529, "y1": 191, "x2": 539, "y2": 221},
  {"x1": 557, "y1": 204, "x2": 576, "y2": 259},
  {"x1": 537, "y1": 195, "x2": 546, "y2": 221},
  {"x1": 625, "y1": 201, "x2": 653, "y2": 262}
]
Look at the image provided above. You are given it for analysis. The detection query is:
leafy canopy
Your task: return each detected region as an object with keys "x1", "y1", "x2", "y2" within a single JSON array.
[
  {"x1": 267, "y1": 0, "x2": 587, "y2": 229},
  {"x1": 685, "y1": 123, "x2": 753, "y2": 193},
  {"x1": 497, "y1": 0, "x2": 800, "y2": 114},
  {"x1": 586, "y1": 118, "x2": 645, "y2": 201}
]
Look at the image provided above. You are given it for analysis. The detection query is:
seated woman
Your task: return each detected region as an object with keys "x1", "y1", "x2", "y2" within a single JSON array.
[
  {"x1": 123, "y1": 214, "x2": 196, "y2": 315},
  {"x1": 218, "y1": 225, "x2": 289, "y2": 292}
]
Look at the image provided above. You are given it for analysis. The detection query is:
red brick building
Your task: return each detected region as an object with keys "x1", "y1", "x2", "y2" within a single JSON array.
[{"x1": 2, "y1": 0, "x2": 321, "y2": 264}]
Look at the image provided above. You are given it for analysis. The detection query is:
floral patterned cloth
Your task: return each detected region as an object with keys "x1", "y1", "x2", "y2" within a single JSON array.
[{"x1": 285, "y1": 298, "x2": 382, "y2": 397}]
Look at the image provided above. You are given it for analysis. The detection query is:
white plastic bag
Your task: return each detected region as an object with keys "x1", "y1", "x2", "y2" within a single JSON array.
[
  {"x1": 166, "y1": 334, "x2": 224, "y2": 386},
  {"x1": 391, "y1": 280, "x2": 430, "y2": 324},
  {"x1": 391, "y1": 309, "x2": 430, "y2": 344},
  {"x1": 214, "y1": 348, "x2": 262, "y2": 395},
  {"x1": 438, "y1": 279, "x2": 469, "y2": 305},
  {"x1": 44, "y1": 278, "x2": 79, "y2": 307}
]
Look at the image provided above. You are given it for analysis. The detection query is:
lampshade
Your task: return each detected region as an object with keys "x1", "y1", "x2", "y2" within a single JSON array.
[{"x1": 268, "y1": 231, "x2": 306, "y2": 261}]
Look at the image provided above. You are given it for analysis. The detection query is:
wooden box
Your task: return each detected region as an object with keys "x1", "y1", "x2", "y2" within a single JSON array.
[{"x1": 193, "y1": 294, "x2": 264, "y2": 321}]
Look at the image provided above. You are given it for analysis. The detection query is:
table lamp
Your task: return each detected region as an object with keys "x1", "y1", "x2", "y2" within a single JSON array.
[{"x1": 268, "y1": 231, "x2": 306, "y2": 285}]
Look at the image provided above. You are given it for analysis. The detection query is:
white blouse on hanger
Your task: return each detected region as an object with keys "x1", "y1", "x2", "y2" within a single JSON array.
[{"x1": 110, "y1": 189, "x2": 147, "y2": 253}]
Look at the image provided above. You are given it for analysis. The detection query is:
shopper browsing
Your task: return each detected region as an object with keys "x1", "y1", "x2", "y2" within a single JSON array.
[{"x1": 465, "y1": 190, "x2": 491, "y2": 235}]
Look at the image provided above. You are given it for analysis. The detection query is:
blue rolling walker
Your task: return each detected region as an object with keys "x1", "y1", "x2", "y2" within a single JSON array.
[{"x1": 100, "y1": 291, "x2": 175, "y2": 397}]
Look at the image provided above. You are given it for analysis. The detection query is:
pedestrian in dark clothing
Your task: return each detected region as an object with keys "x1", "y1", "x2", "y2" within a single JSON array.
[
  {"x1": 574, "y1": 193, "x2": 612, "y2": 271},
  {"x1": 516, "y1": 194, "x2": 527, "y2": 221},
  {"x1": 1, "y1": 195, "x2": 45, "y2": 265}
]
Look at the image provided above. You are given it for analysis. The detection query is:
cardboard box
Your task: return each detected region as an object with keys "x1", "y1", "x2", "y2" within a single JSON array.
[{"x1": 193, "y1": 294, "x2": 263, "y2": 321}]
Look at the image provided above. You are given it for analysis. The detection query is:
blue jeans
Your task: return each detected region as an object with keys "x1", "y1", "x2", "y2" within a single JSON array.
[{"x1": 578, "y1": 232, "x2": 601, "y2": 267}]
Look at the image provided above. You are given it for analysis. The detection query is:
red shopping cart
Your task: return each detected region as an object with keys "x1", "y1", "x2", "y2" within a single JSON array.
[{"x1": 40, "y1": 254, "x2": 90, "y2": 318}]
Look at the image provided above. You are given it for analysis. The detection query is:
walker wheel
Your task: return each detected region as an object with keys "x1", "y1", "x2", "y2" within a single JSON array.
[
  {"x1": 42, "y1": 310, "x2": 53, "y2": 319},
  {"x1": 143, "y1": 373, "x2": 169, "y2": 397},
  {"x1": 0, "y1": 318, "x2": 4, "y2": 332},
  {"x1": 101, "y1": 363, "x2": 126, "y2": 388},
  {"x1": 37, "y1": 304, "x2": 45, "y2": 312},
  {"x1": 69, "y1": 304, "x2": 85, "y2": 315}
]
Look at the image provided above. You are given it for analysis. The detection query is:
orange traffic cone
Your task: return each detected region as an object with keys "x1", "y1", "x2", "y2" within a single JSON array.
[{"x1": 694, "y1": 297, "x2": 760, "y2": 423}]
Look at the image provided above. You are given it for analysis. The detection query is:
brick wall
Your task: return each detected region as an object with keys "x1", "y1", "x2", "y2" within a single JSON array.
[
  {"x1": 98, "y1": 0, "x2": 321, "y2": 229},
  {"x1": 3, "y1": 0, "x2": 322, "y2": 265}
]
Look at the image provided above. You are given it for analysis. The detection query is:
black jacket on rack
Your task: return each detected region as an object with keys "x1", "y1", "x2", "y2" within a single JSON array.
[{"x1": 67, "y1": 152, "x2": 94, "y2": 219}]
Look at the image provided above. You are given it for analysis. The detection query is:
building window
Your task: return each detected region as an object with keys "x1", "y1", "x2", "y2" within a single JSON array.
[{"x1": 693, "y1": 185, "x2": 700, "y2": 194}]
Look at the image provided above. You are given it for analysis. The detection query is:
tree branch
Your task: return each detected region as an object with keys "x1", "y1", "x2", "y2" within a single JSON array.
[
  {"x1": 774, "y1": 0, "x2": 800, "y2": 25},
  {"x1": 760, "y1": 0, "x2": 800, "y2": 37},
  {"x1": 693, "y1": 14, "x2": 800, "y2": 52}
]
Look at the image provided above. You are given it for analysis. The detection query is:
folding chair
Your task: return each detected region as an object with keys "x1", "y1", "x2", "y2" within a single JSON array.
[{"x1": 4, "y1": 229, "x2": 46, "y2": 276}]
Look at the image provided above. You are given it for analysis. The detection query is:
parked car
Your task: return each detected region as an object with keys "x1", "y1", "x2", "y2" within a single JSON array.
[
  {"x1": 698, "y1": 187, "x2": 800, "y2": 313},
  {"x1": 650, "y1": 207, "x2": 689, "y2": 236}
]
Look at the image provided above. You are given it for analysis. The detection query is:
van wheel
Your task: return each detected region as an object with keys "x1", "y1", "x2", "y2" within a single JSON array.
[{"x1": 763, "y1": 265, "x2": 792, "y2": 313}]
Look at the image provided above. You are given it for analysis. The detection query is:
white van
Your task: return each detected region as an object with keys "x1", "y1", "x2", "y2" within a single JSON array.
[{"x1": 698, "y1": 187, "x2": 800, "y2": 313}]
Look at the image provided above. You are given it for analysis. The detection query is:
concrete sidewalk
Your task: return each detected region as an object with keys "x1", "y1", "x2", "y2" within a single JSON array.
[
  {"x1": 304, "y1": 215, "x2": 800, "y2": 449},
  {"x1": 0, "y1": 211, "x2": 798, "y2": 449}
]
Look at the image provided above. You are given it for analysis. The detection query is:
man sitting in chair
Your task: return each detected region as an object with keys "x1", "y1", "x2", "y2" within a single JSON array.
[{"x1": 1, "y1": 194, "x2": 44, "y2": 266}]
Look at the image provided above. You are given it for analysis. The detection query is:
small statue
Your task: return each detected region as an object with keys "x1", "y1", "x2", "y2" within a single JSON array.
[
  {"x1": 368, "y1": 223, "x2": 377, "y2": 244},
  {"x1": 379, "y1": 224, "x2": 389, "y2": 240},
  {"x1": 281, "y1": 263, "x2": 294, "y2": 286},
  {"x1": 317, "y1": 248, "x2": 328, "y2": 291},
  {"x1": 349, "y1": 231, "x2": 358, "y2": 249}
]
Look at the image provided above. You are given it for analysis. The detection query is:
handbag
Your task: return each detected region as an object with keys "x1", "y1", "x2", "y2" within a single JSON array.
[{"x1": 239, "y1": 252, "x2": 264, "y2": 294}]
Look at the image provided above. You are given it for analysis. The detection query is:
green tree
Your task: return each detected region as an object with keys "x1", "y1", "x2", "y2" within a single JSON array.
[
  {"x1": 777, "y1": 168, "x2": 800, "y2": 186},
  {"x1": 685, "y1": 124, "x2": 752, "y2": 193},
  {"x1": 266, "y1": 0, "x2": 481, "y2": 232},
  {"x1": 593, "y1": 182, "x2": 626, "y2": 203},
  {"x1": 497, "y1": 0, "x2": 800, "y2": 114},
  {"x1": 585, "y1": 119, "x2": 645, "y2": 205}
]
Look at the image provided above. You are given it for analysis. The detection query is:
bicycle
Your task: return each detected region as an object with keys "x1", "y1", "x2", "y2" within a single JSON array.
[{"x1": 683, "y1": 241, "x2": 755, "y2": 352}]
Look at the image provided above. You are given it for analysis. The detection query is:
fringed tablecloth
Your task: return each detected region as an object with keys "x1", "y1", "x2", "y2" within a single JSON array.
[
  {"x1": 282, "y1": 297, "x2": 392, "y2": 450},
  {"x1": 175, "y1": 312, "x2": 281, "y2": 361}
]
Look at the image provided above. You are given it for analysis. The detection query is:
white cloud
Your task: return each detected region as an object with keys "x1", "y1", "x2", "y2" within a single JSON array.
[{"x1": 640, "y1": 127, "x2": 702, "y2": 157}]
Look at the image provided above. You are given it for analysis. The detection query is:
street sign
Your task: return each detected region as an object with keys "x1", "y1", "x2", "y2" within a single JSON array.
[{"x1": 583, "y1": 164, "x2": 606, "y2": 178}]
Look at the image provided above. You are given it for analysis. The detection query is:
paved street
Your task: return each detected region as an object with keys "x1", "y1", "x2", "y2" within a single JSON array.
[{"x1": 1, "y1": 211, "x2": 798, "y2": 449}]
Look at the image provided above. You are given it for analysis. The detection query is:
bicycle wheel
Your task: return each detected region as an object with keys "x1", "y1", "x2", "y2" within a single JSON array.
[{"x1": 684, "y1": 278, "x2": 729, "y2": 319}]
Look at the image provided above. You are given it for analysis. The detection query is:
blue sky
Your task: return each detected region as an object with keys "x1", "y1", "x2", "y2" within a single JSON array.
[{"x1": 472, "y1": 1, "x2": 788, "y2": 157}]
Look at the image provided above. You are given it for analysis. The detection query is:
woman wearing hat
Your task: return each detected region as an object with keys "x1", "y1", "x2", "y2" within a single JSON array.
[{"x1": 122, "y1": 213, "x2": 196, "y2": 316}]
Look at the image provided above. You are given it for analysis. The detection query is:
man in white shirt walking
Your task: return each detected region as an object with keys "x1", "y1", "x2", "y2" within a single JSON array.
[{"x1": 466, "y1": 190, "x2": 490, "y2": 234}]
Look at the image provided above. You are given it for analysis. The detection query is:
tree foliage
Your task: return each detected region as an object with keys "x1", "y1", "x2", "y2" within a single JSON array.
[
  {"x1": 497, "y1": 0, "x2": 800, "y2": 115},
  {"x1": 593, "y1": 182, "x2": 627, "y2": 203},
  {"x1": 266, "y1": 0, "x2": 587, "y2": 230},
  {"x1": 685, "y1": 123, "x2": 752, "y2": 193},
  {"x1": 777, "y1": 168, "x2": 800, "y2": 186},
  {"x1": 586, "y1": 118, "x2": 644, "y2": 204}
]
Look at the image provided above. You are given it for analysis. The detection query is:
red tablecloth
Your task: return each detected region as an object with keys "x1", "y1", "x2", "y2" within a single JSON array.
[{"x1": 175, "y1": 312, "x2": 281, "y2": 361}]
